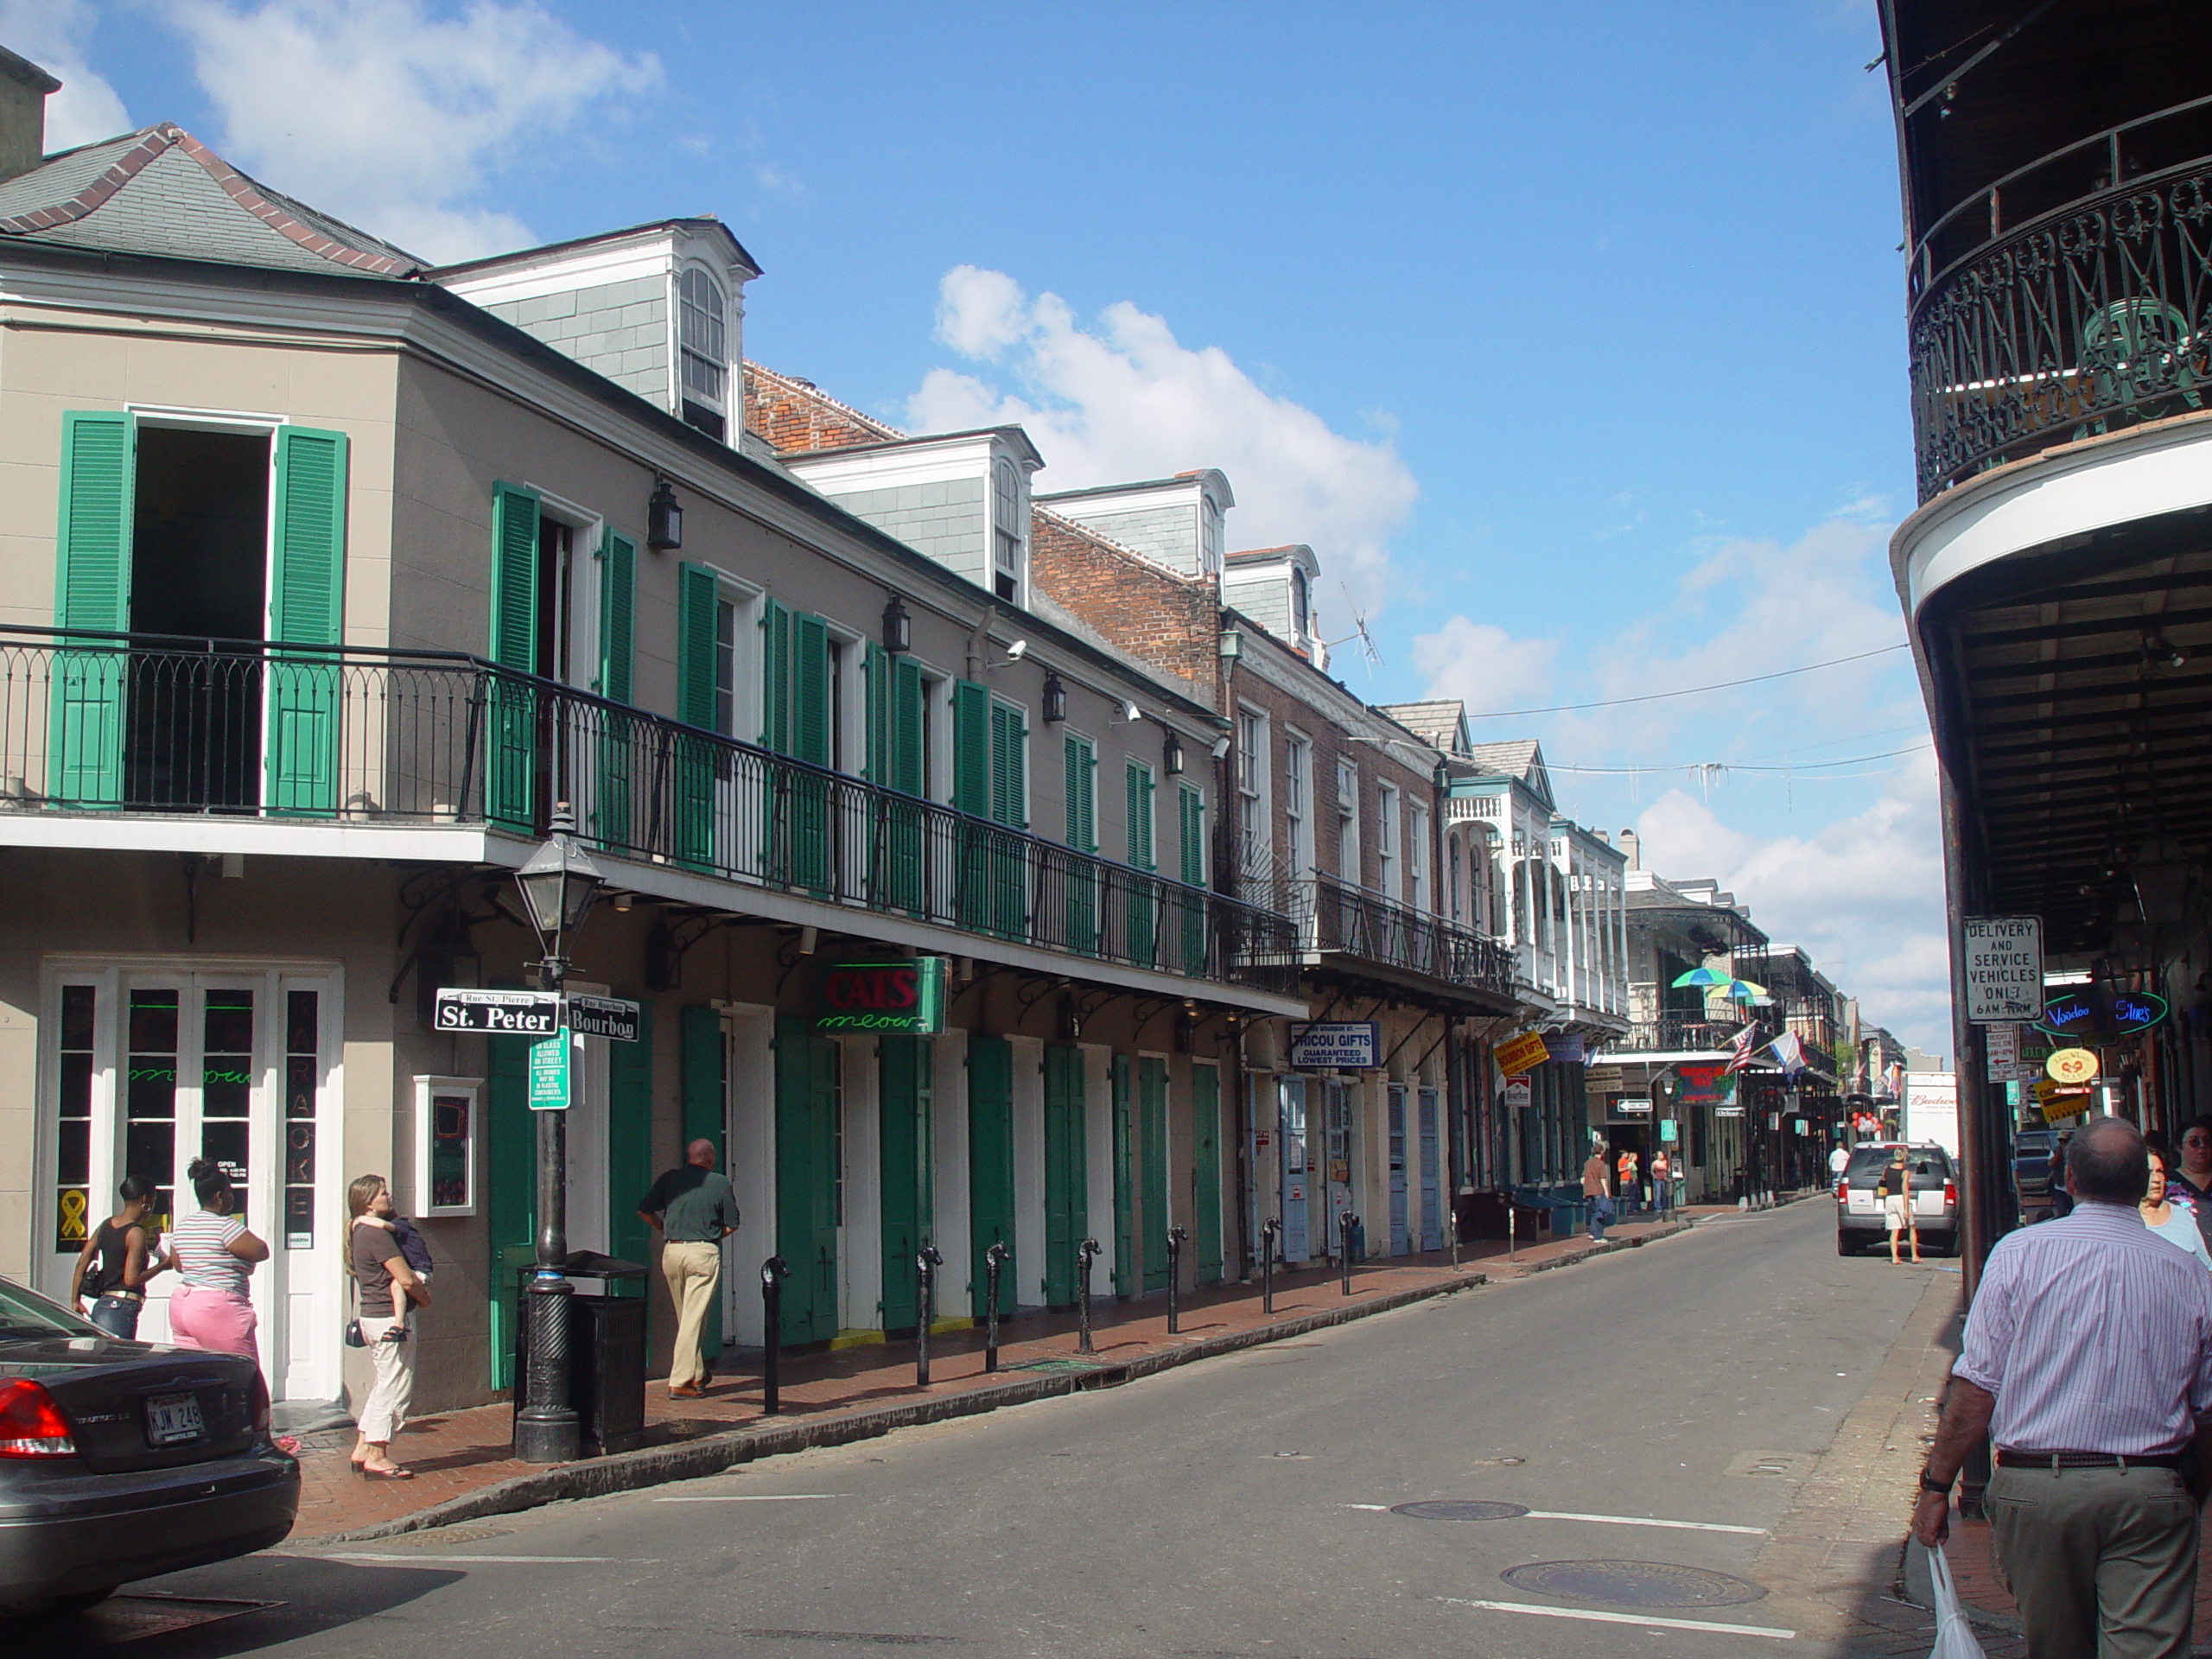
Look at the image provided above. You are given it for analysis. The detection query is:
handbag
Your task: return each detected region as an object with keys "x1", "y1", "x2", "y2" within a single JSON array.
[
  {"x1": 1926, "y1": 1543, "x2": 1987, "y2": 1659},
  {"x1": 343, "y1": 1240, "x2": 366, "y2": 1347}
]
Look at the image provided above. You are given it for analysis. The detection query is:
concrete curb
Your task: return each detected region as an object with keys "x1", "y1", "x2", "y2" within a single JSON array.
[
  {"x1": 307, "y1": 1266, "x2": 1500, "y2": 1544},
  {"x1": 1493, "y1": 1219, "x2": 1693, "y2": 1276}
]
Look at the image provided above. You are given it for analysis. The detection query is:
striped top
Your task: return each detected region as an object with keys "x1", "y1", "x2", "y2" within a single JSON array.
[
  {"x1": 1956, "y1": 1201, "x2": 2212, "y2": 1455},
  {"x1": 168, "y1": 1208, "x2": 249, "y2": 1294}
]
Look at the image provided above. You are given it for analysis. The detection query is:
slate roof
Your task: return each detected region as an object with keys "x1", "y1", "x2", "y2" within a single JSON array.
[
  {"x1": 0, "y1": 124, "x2": 423, "y2": 276},
  {"x1": 1375, "y1": 699, "x2": 1467, "y2": 748},
  {"x1": 1459, "y1": 738, "x2": 1543, "y2": 779}
]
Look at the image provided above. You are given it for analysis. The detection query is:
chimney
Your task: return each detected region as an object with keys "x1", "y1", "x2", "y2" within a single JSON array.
[
  {"x1": 0, "y1": 46, "x2": 60, "y2": 185},
  {"x1": 1618, "y1": 828, "x2": 1640, "y2": 870}
]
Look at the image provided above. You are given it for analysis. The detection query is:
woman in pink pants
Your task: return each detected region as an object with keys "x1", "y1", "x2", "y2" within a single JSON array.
[{"x1": 166, "y1": 1159, "x2": 269, "y2": 1360}]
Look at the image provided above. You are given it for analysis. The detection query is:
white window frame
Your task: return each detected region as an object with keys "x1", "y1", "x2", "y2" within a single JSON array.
[
  {"x1": 991, "y1": 456, "x2": 1027, "y2": 607},
  {"x1": 677, "y1": 262, "x2": 730, "y2": 417},
  {"x1": 1283, "y1": 731, "x2": 1312, "y2": 880},
  {"x1": 1376, "y1": 783, "x2": 1400, "y2": 902},
  {"x1": 1236, "y1": 706, "x2": 1268, "y2": 880},
  {"x1": 1335, "y1": 759, "x2": 1360, "y2": 884},
  {"x1": 1408, "y1": 802, "x2": 1429, "y2": 914},
  {"x1": 413, "y1": 1075, "x2": 482, "y2": 1218}
]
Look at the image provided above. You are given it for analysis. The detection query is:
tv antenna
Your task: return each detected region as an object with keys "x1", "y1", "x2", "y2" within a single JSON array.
[{"x1": 1322, "y1": 585, "x2": 1382, "y2": 676}]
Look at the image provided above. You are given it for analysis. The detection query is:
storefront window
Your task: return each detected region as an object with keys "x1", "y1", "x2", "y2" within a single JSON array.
[
  {"x1": 54, "y1": 984, "x2": 95, "y2": 1252},
  {"x1": 128, "y1": 989, "x2": 180, "y2": 1231},
  {"x1": 285, "y1": 990, "x2": 319, "y2": 1248}
]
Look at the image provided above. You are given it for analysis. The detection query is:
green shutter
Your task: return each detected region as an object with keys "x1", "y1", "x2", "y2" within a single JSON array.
[
  {"x1": 892, "y1": 659, "x2": 925, "y2": 796},
  {"x1": 864, "y1": 642, "x2": 891, "y2": 784},
  {"x1": 1125, "y1": 762, "x2": 1156, "y2": 967},
  {"x1": 775, "y1": 1015, "x2": 841, "y2": 1344},
  {"x1": 1140, "y1": 1056, "x2": 1169, "y2": 1292},
  {"x1": 673, "y1": 563, "x2": 719, "y2": 871},
  {"x1": 987, "y1": 701, "x2": 1027, "y2": 938},
  {"x1": 677, "y1": 1005, "x2": 723, "y2": 1357},
  {"x1": 967, "y1": 1035, "x2": 1015, "y2": 1316},
  {"x1": 486, "y1": 484, "x2": 540, "y2": 833},
  {"x1": 1176, "y1": 782, "x2": 1207, "y2": 972},
  {"x1": 265, "y1": 428, "x2": 348, "y2": 816},
  {"x1": 1111, "y1": 1054, "x2": 1134, "y2": 1297},
  {"x1": 1126, "y1": 762, "x2": 1154, "y2": 870},
  {"x1": 791, "y1": 613, "x2": 830, "y2": 766},
  {"x1": 878, "y1": 1035, "x2": 932, "y2": 1332},
  {"x1": 880, "y1": 656, "x2": 925, "y2": 912},
  {"x1": 1043, "y1": 1045, "x2": 1088, "y2": 1307},
  {"x1": 951, "y1": 679, "x2": 988, "y2": 815},
  {"x1": 1063, "y1": 734, "x2": 1097, "y2": 956},
  {"x1": 608, "y1": 1003, "x2": 655, "y2": 1298},
  {"x1": 49, "y1": 410, "x2": 135, "y2": 807},
  {"x1": 760, "y1": 598, "x2": 791, "y2": 754},
  {"x1": 592, "y1": 531, "x2": 636, "y2": 852},
  {"x1": 1192, "y1": 1063, "x2": 1222, "y2": 1283}
]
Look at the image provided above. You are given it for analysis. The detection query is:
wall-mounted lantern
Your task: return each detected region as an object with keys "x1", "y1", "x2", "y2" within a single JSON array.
[
  {"x1": 1041, "y1": 672, "x2": 1068, "y2": 724},
  {"x1": 882, "y1": 595, "x2": 912, "y2": 655},
  {"x1": 646, "y1": 477, "x2": 683, "y2": 550},
  {"x1": 1162, "y1": 729, "x2": 1185, "y2": 775}
]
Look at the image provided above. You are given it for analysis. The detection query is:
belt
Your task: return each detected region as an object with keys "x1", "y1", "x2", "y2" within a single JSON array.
[
  {"x1": 92, "y1": 1289, "x2": 143, "y2": 1302},
  {"x1": 1995, "y1": 1449, "x2": 2185, "y2": 1471}
]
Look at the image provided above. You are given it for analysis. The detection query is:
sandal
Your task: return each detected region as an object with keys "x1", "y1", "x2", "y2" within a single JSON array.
[{"x1": 359, "y1": 1465, "x2": 414, "y2": 1480}]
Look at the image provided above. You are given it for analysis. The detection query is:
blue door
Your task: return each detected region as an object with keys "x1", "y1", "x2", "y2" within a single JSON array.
[
  {"x1": 1278, "y1": 1077, "x2": 1309, "y2": 1264},
  {"x1": 1388, "y1": 1084, "x2": 1409, "y2": 1255},
  {"x1": 1418, "y1": 1087, "x2": 1441, "y2": 1250}
]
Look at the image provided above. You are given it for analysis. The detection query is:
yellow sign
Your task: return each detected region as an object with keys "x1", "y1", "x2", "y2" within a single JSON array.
[
  {"x1": 1495, "y1": 1032, "x2": 1550, "y2": 1077},
  {"x1": 2046, "y1": 1047, "x2": 2100, "y2": 1085},
  {"x1": 2031, "y1": 1077, "x2": 2092, "y2": 1124}
]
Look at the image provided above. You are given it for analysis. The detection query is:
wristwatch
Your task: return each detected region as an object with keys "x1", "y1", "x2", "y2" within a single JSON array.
[{"x1": 1919, "y1": 1470, "x2": 1953, "y2": 1494}]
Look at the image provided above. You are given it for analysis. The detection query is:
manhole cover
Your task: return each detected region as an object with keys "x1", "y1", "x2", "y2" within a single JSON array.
[
  {"x1": 1391, "y1": 1500, "x2": 1530, "y2": 1521},
  {"x1": 1499, "y1": 1560, "x2": 1766, "y2": 1609}
]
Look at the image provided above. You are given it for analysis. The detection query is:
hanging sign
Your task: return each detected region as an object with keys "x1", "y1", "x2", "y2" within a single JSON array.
[
  {"x1": 1658, "y1": 1119, "x2": 1679, "y2": 1144},
  {"x1": 435, "y1": 988, "x2": 563, "y2": 1035},
  {"x1": 527, "y1": 1027, "x2": 572, "y2": 1112},
  {"x1": 817, "y1": 957, "x2": 948, "y2": 1034},
  {"x1": 1288, "y1": 1021, "x2": 1381, "y2": 1069},
  {"x1": 1494, "y1": 1031, "x2": 1551, "y2": 1077},
  {"x1": 567, "y1": 993, "x2": 641, "y2": 1043},
  {"x1": 2046, "y1": 1047, "x2": 2100, "y2": 1085},
  {"x1": 2034, "y1": 987, "x2": 2168, "y2": 1043},
  {"x1": 1961, "y1": 916, "x2": 2044, "y2": 1022},
  {"x1": 1502, "y1": 1078, "x2": 1532, "y2": 1109},
  {"x1": 1544, "y1": 1033, "x2": 1586, "y2": 1065},
  {"x1": 1675, "y1": 1062, "x2": 1732, "y2": 1108}
]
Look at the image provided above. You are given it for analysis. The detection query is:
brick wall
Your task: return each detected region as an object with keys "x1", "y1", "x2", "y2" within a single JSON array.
[
  {"x1": 1030, "y1": 508, "x2": 1220, "y2": 700},
  {"x1": 743, "y1": 360, "x2": 902, "y2": 453}
]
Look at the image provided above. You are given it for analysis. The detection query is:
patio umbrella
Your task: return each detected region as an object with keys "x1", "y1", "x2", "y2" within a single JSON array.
[
  {"x1": 1725, "y1": 978, "x2": 1770, "y2": 1001},
  {"x1": 1669, "y1": 967, "x2": 1734, "y2": 988}
]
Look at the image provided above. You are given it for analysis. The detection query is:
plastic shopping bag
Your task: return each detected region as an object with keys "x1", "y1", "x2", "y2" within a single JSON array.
[{"x1": 1927, "y1": 1543, "x2": 1987, "y2": 1659}]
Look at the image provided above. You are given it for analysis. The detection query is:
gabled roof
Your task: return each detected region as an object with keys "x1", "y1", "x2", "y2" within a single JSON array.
[
  {"x1": 1452, "y1": 737, "x2": 1554, "y2": 809},
  {"x1": 0, "y1": 124, "x2": 423, "y2": 276},
  {"x1": 431, "y1": 216, "x2": 760, "y2": 283},
  {"x1": 1375, "y1": 699, "x2": 1469, "y2": 755}
]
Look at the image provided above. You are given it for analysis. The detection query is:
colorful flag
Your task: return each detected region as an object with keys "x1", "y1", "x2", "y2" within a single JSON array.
[
  {"x1": 1768, "y1": 1030, "x2": 1808, "y2": 1077},
  {"x1": 1722, "y1": 1021, "x2": 1761, "y2": 1077}
]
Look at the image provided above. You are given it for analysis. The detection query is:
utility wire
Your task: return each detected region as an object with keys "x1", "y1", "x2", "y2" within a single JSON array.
[
  {"x1": 1545, "y1": 741, "x2": 1931, "y2": 777},
  {"x1": 1464, "y1": 642, "x2": 1909, "y2": 720}
]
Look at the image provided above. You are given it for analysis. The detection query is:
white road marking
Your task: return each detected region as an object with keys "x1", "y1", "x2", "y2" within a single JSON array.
[
  {"x1": 1443, "y1": 1598, "x2": 1796, "y2": 1639},
  {"x1": 655, "y1": 1492, "x2": 848, "y2": 1503},
  {"x1": 330, "y1": 1554, "x2": 627, "y2": 1564},
  {"x1": 1523, "y1": 1509, "x2": 1768, "y2": 1535},
  {"x1": 1335, "y1": 1503, "x2": 1394, "y2": 1510}
]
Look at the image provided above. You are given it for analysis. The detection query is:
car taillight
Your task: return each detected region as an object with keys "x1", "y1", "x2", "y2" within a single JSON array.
[
  {"x1": 249, "y1": 1369, "x2": 270, "y2": 1433},
  {"x1": 1836, "y1": 1179, "x2": 1847, "y2": 1203},
  {"x1": 0, "y1": 1378, "x2": 78, "y2": 1459},
  {"x1": 1945, "y1": 1181, "x2": 1958, "y2": 1206}
]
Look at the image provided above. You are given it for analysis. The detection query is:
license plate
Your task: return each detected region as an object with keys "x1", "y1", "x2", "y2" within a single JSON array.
[{"x1": 144, "y1": 1391, "x2": 206, "y2": 1446}]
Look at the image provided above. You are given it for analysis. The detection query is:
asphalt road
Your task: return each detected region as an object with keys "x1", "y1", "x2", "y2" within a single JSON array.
[{"x1": 66, "y1": 1199, "x2": 1942, "y2": 1657}]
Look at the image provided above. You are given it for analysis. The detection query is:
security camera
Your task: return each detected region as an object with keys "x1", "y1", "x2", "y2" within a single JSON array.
[
  {"x1": 1211, "y1": 735, "x2": 1232, "y2": 760},
  {"x1": 1005, "y1": 639, "x2": 1028, "y2": 661},
  {"x1": 1124, "y1": 701, "x2": 1142, "y2": 722}
]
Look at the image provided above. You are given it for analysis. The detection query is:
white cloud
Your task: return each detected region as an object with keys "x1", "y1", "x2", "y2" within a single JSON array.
[
  {"x1": 165, "y1": 0, "x2": 661, "y2": 264},
  {"x1": 1410, "y1": 617, "x2": 1560, "y2": 717},
  {"x1": 1, "y1": 0, "x2": 131, "y2": 149},
  {"x1": 909, "y1": 266, "x2": 1419, "y2": 619},
  {"x1": 1635, "y1": 752, "x2": 1950, "y2": 1052}
]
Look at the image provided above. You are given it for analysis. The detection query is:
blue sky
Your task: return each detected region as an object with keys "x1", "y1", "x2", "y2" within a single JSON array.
[{"x1": 13, "y1": 1, "x2": 1948, "y2": 1049}]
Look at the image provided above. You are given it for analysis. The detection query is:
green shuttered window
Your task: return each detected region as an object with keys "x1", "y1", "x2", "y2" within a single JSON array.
[
  {"x1": 51, "y1": 411, "x2": 136, "y2": 806},
  {"x1": 486, "y1": 484, "x2": 540, "y2": 833},
  {"x1": 265, "y1": 428, "x2": 350, "y2": 815}
]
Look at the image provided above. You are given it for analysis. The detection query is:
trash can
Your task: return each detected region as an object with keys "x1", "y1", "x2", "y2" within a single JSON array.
[{"x1": 512, "y1": 1250, "x2": 650, "y2": 1457}]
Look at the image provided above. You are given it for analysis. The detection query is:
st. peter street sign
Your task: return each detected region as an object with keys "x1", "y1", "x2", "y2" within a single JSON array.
[{"x1": 434, "y1": 988, "x2": 640, "y2": 1041}]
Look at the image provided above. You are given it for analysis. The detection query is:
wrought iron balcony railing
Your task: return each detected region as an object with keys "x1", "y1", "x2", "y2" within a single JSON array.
[
  {"x1": 0, "y1": 628, "x2": 1300, "y2": 993},
  {"x1": 1295, "y1": 872, "x2": 1515, "y2": 1001},
  {"x1": 1618, "y1": 1010, "x2": 1750, "y2": 1053},
  {"x1": 1908, "y1": 99, "x2": 2212, "y2": 499}
]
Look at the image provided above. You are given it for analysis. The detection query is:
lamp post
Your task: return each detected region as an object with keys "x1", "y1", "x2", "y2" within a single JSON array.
[{"x1": 512, "y1": 805, "x2": 605, "y2": 1465}]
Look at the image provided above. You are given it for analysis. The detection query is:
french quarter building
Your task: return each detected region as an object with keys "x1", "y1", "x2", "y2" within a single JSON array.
[
  {"x1": 1878, "y1": 1, "x2": 2212, "y2": 1270},
  {"x1": 0, "y1": 63, "x2": 1308, "y2": 1415}
]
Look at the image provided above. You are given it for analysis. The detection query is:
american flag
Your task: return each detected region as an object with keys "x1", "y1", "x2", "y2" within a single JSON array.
[{"x1": 1723, "y1": 1021, "x2": 1761, "y2": 1076}]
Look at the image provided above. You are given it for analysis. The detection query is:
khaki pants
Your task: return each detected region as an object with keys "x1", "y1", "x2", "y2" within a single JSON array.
[
  {"x1": 661, "y1": 1240, "x2": 721, "y2": 1391},
  {"x1": 1988, "y1": 1461, "x2": 2200, "y2": 1658},
  {"x1": 356, "y1": 1311, "x2": 414, "y2": 1443}
]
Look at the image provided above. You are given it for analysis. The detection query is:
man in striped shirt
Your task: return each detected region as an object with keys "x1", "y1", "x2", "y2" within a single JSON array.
[{"x1": 1913, "y1": 1116, "x2": 2212, "y2": 1657}]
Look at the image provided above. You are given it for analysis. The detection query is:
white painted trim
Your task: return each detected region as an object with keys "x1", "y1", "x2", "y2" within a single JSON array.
[
  {"x1": 783, "y1": 431, "x2": 1001, "y2": 493},
  {"x1": 0, "y1": 817, "x2": 493, "y2": 861},
  {"x1": 411, "y1": 1074, "x2": 482, "y2": 1217}
]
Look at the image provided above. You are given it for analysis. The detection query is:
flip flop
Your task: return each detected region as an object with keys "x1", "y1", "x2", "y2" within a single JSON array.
[{"x1": 359, "y1": 1465, "x2": 414, "y2": 1480}]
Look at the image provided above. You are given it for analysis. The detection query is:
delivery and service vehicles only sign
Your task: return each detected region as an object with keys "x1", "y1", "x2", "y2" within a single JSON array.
[{"x1": 1962, "y1": 916, "x2": 2043, "y2": 1023}]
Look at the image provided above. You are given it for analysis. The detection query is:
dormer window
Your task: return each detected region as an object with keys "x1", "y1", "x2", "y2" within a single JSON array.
[
  {"x1": 1290, "y1": 566, "x2": 1310, "y2": 639},
  {"x1": 679, "y1": 266, "x2": 728, "y2": 439},
  {"x1": 992, "y1": 456, "x2": 1026, "y2": 603},
  {"x1": 1199, "y1": 501, "x2": 1223, "y2": 576}
]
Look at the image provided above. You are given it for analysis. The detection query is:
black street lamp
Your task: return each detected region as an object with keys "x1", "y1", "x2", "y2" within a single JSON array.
[{"x1": 512, "y1": 805, "x2": 605, "y2": 1464}]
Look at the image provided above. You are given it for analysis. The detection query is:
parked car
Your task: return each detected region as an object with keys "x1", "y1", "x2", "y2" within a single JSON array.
[
  {"x1": 1836, "y1": 1142, "x2": 1959, "y2": 1256},
  {"x1": 0, "y1": 1275, "x2": 297, "y2": 1616},
  {"x1": 2015, "y1": 1128, "x2": 2058, "y2": 1213}
]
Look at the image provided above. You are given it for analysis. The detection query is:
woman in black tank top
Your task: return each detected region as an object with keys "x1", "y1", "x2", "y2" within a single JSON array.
[{"x1": 68, "y1": 1175, "x2": 167, "y2": 1338}]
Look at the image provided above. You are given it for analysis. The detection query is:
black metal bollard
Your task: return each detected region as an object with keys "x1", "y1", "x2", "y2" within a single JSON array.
[
  {"x1": 1338, "y1": 1211, "x2": 1361, "y2": 1297},
  {"x1": 916, "y1": 1246, "x2": 944, "y2": 1387},
  {"x1": 760, "y1": 1255, "x2": 791, "y2": 1414},
  {"x1": 1448, "y1": 1205, "x2": 1460, "y2": 1271},
  {"x1": 1077, "y1": 1237, "x2": 1101, "y2": 1354},
  {"x1": 983, "y1": 1241, "x2": 1009, "y2": 1374},
  {"x1": 1165, "y1": 1227, "x2": 1188, "y2": 1334},
  {"x1": 1261, "y1": 1217, "x2": 1280, "y2": 1315}
]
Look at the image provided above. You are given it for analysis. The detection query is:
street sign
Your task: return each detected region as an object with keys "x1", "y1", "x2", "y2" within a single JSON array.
[
  {"x1": 435, "y1": 988, "x2": 563, "y2": 1035},
  {"x1": 1616, "y1": 1096, "x2": 1652, "y2": 1115},
  {"x1": 1658, "y1": 1119, "x2": 1678, "y2": 1144},
  {"x1": 567, "y1": 993, "x2": 642, "y2": 1043},
  {"x1": 1493, "y1": 1031, "x2": 1550, "y2": 1077},
  {"x1": 1985, "y1": 1022, "x2": 2018, "y2": 1078},
  {"x1": 1289, "y1": 1021, "x2": 1381, "y2": 1070},
  {"x1": 1961, "y1": 916, "x2": 2043, "y2": 1022},
  {"x1": 528, "y1": 1027, "x2": 572, "y2": 1111}
]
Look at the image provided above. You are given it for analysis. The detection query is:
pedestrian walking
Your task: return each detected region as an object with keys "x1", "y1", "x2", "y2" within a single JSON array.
[
  {"x1": 1649, "y1": 1148, "x2": 1672, "y2": 1217},
  {"x1": 1580, "y1": 1144, "x2": 1612, "y2": 1241},
  {"x1": 1616, "y1": 1147, "x2": 1639, "y2": 1212},
  {"x1": 68, "y1": 1174, "x2": 168, "y2": 1338},
  {"x1": 1913, "y1": 1117, "x2": 2212, "y2": 1658},
  {"x1": 1828, "y1": 1140, "x2": 1850, "y2": 1182},
  {"x1": 2142, "y1": 1140, "x2": 2212, "y2": 1273},
  {"x1": 165, "y1": 1159, "x2": 268, "y2": 1360},
  {"x1": 1881, "y1": 1146, "x2": 1922, "y2": 1265},
  {"x1": 2168, "y1": 1118, "x2": 2212, "y2": 1251},
  {"x1": 346, "y1": 1174, "x2": 429, "y2": 1480},
  {"x1": 638, "y1": 1139, "x2": 739, "y2": 1398}
]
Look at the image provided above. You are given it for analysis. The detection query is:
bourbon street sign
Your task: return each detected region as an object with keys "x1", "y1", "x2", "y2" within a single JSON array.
[{"x1": 817, "y1": 957, "x2": 948, "y2": 1034}]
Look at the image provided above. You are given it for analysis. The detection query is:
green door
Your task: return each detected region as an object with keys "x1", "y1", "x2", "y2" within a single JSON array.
[
  {"x1": 592, "y1": 529, "x2": 636, "y2": 852},
  {"x1": 678, "y1": 1006, "x2": 724, "y2": 1357},
  {"x1": 1141, "y1": 1057, "x2": 1170, "y2": 1292},
  {"x1": 789, "y1": 611, "x2": 831, "y2": 894},
  {"x1": 1043, "y1": 1045, "x2": 1088, "y2": 1307},
  {"x1": 484, "y1": 1028, "x2": 533, "y2": 1390},
  {"x1": 1125, "y1": 762, "x2": 1156, "y2": 967},
  {"x1": 608, "y1": 1002, "x2": 656, "y2": 1296},
  {"x1": 967, "y1": 1035, "x2": 1015, "y2": 1318},
  {"x1": 877, "y1": 1034, "x2": 933, "y2": 1332},
  {"x1": 486, "y1": 484, "x2": 539, "y2": 833},
  {"x1": 1192, "y1": 1062, "x2": 1223, "y2": 1283},
  {"x1": 1111, "y1": 1054, "x2": 1134, "y2": 1296},
  {"x1": 673, "y1": 563, "x2": 720, "y2": 870},
  {"x1": 50, "y1": 410, "x2": 135, "y2": 808},
  {"x1": 774, "y1": 1014, "x2": 840, "y2": 1344},
  {"x1": 1063, "y1": 735, "x2": 1098, "y2": 955},
  {"x1": 264, "y1": 427, "x2": 349, "y2": 816}
]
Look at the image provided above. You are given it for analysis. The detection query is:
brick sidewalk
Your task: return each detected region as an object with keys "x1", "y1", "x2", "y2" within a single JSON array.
[{"x1": 289, "y1": 1215, "x2": 1698, "y2": 1541}]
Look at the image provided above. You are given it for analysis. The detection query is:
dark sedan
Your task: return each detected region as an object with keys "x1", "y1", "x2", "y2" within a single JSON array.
[{"x1": 0, "y1": 1275, "x2": 297, "y2": 1615}]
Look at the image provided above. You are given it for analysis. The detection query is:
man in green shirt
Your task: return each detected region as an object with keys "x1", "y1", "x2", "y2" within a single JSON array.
[{"x1": 638, "y1": 1140, "x2": 740, "y2": 1397}]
